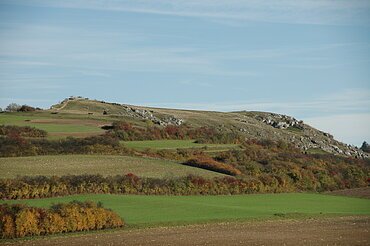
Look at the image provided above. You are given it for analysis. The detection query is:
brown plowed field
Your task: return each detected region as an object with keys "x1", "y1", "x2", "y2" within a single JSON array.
[{"x1": 3, "y1": 216, "x2": 369, "y2": 246}]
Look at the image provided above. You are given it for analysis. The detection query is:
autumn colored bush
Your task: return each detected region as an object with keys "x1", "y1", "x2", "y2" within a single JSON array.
[
  {"x1": 215, "y1": 139, "x2": 370, "y2": 191},
  {"x1": 0, "y1": 125, "x2": 47, "y2": 138},
  {"x1": 0, "y1": 201, "x2": 124, "y2": 239},
  {"x1": 184, "y1": 156, "x2": 242, "y2": 176},
  {"x1": 0, "y1": 174, "x2": 279, "y2": 199},
  {"x1": 108, "y1": 121, "x2": 242, "y2": 143}
]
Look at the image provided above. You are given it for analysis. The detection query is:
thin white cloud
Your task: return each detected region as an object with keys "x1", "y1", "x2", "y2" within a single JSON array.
[
  {"x1": 0, "y1": 60, "x2": 54, "y2": 66},
  {"x1": 4, "y1": 0, "x2": 370, "y2": 25}
]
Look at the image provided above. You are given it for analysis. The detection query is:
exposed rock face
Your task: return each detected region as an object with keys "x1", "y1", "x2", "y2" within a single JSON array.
[
  {"x1": 117, "y1": 105, "x2": 183, "y2": 126},
  {"x1": 255, "y1": 113, "x2": 304, "y2": 130},
  {"x1": 294, "y1": 135, "x2": 368, "y2": 158},
  {"x1": 236, "y1": 112, "x2": 369, "y2": 159}
]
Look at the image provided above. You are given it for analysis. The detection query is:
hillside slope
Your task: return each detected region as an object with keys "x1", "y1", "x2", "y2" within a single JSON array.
[{"x1": 50, "y1": 97, "x2": 367, "y2": 158}]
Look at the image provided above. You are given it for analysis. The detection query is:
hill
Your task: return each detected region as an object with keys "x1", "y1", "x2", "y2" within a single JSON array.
[
  {"x1": 1, "y1": 96, "x2": 369, "y2": 243},
  {"x1": 48, "y1": 97, "x2": 367, "y2": 159}
]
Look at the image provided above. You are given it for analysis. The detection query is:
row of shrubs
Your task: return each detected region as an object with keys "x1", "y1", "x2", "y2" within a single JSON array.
[
  {"x1": 0, "y1": 125, "x2": 47, "y2": 138},
  {"x1": 0, "y1": 201, "x2": 124, "y2": 239},
  {"x1": 0, "y1": 135, "x2": 131, "y2": 157},
  {"x1": 107, "y1": 121, "x2": 242, "y2": 143},
  {"x1": 0, "y1": 174, "x2": 290, "y2": 200},
  {"x1": 1, "y1": 170, "x2": 368, "y2": 201}
]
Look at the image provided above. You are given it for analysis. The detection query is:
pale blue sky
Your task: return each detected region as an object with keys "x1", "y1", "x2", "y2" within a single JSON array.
[{"x1": 0, "y1": 0, "x2": 369, "y2": 145}]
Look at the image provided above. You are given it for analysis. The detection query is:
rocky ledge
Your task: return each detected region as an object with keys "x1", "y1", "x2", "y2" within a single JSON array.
[
  {"x1": 255, "y1": 113, "x2": 304, "y2": 130},
  {"x1": 120, "y1": 106, "x2": 184, "y2": 126}
]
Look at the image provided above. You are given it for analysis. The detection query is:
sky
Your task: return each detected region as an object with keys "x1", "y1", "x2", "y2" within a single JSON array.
[{"x1": 0, "y1": 0, "x2": 369, "y2": 146}]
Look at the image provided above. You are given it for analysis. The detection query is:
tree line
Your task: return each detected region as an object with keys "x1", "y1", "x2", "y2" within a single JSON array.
[
  {"x1": 0, "y1": 201, "x2": 123, "y2": 239},
  {"x1": 0, "y1": 174, "x2": 266, "y2": 200},
  {"x1": 0, "y1": 168, "x2": 367, "y2": 201},
  {"x1": 1, "y1": 103, "x2": 40, "y2": 112}
]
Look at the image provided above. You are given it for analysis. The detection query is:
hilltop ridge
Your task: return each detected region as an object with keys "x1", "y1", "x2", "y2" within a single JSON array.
[{"x1": 49, "y1": 97, "x2": 368, "y2": 159}]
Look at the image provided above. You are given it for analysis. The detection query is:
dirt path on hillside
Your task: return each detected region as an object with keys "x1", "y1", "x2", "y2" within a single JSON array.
[
  {"x1": 55, "y1": 100, "x2": 69, "y2": 111},
  {"x1": 4, "y1": 216, "x2": 369, "y2": 246}
]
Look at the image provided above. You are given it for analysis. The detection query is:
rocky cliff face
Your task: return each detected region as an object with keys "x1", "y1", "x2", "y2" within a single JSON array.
[{"x1": 254, "y1": 113, "x2": 304, "y2": 130}]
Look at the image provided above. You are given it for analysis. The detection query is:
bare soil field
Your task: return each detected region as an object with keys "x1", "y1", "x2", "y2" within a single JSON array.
[
  {"x1": 325, "y1": 187, "x2": 370, "y2": 199},
  {"x1": 3, "y1": 216, "x2": 369, "y2": 246}
]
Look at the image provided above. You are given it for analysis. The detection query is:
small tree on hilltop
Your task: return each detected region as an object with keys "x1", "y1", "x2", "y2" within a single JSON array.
[
  {"x1": 17, "y1": 105, "x2": 36, "y2": 112},
  {"x1": 5, "y1": 103, "x2": 21, "y2": 112},
  {"x1": 360, "y1": 141, "x2": 370, "y2": 153}
]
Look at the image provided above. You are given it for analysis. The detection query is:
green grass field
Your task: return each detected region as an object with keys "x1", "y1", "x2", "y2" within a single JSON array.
[
  {"x1": 2, "y1": 193, "x2": 369, "y2": 228},
  {"x1": 122, "y1": 140, "x2": 239, "y2": 152},
  {"x1": 0, "y1": 114, "x2": 104, "y2": 138},
  {"x1": 0, "y1": 155, "x2": 224, "y2": 178}
]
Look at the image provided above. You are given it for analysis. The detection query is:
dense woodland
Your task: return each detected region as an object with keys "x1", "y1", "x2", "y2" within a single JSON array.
[{"x1": 0, "y1": 201, "x2": 123, "y2": 239}]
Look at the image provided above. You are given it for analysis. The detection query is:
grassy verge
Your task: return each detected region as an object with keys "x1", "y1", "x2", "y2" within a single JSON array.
[
  {"x1": 0, "y1": 114, "x2": 104, "y2": 139},
  {"x1": 2, "y1": 193, "x2": 369, "y2": 229}
]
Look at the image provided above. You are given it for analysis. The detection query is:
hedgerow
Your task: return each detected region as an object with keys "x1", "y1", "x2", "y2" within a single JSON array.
[
  {"x1": 0, "y1": 168, "x2": 368, "y2": 201},
  {"x1": 0, "y1": 174, "x2": 277, "y2": 199},
  {"x1": 0, "y1": 135, "x2": 131, "y2": 157},
  {"x1": 0, "y1": 201, "x2": 123, "y2": 239}
]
